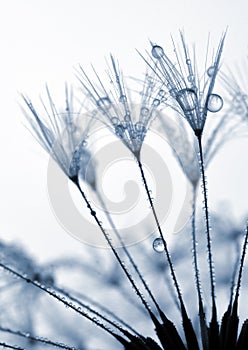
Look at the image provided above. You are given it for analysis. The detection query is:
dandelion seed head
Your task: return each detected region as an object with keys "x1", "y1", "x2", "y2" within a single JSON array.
[
  {"x1": 148, "y1": 32, "x2": 226, "y2": 133},
  {"x1": 22, "y1": 87, "x2": 96, "y2": 187},
  {"x1": 78, "y1": 57, "x2": 163, "y2": 158}
]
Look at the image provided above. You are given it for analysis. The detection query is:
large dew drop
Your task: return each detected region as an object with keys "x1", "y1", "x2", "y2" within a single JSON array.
[
  {"x1": 207, "y1": 94, "x2": 223, "y2": 112},
  {"x1": 177, "y1": 88, "x2": 197, "y2": 112},
  {"x1": 153, "y1": 238, "x2": 164, "y2": 253},
  {"x1": 151, "y1": 45, "x2": 164, "y2": 59}
]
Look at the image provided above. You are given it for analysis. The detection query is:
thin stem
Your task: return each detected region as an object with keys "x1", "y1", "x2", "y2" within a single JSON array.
[
  {"x1": 96, "y1": 190, "x2": 162, "y2": 315},
  {"x1": 54, "y1": 285, "x2": 141, "y2": 339},
  {"x1": 136, "y1": 160, "x2": 200, "y2": 350},
  {"x1": 0, "y1": 326, "x2": 78, "y2": 350},
  {"x1": 67, "y1": 288, "x2": 141, "y2": 336},
  {"x1": 191, "y1": 187, "x2": 203, "y2": 304},
  {"x1": 0, "y1": 262, "x2": 122, "y2": 343},
  {"x1": 72, "y1": 178, "x2": 157, "y2": 324},
  {"x1": 0, "y1": 344, "x2": 24, "y2": 350},
  {"x1": 197, "y1": 134, "x2": 217, "y2": 320},
  {"x1": 233, "y1": 225, "x2": 248, "y2": 309},
  {"x1": 191, "y1": 186, "x2": 208, "y2": 350},
  {"x1": 137, "y1": 159, "x2": 184, "y2": 308}
]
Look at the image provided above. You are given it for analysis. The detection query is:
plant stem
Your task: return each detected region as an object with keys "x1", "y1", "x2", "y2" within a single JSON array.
[
  {"x1": 137, "y1": 159, "x2": 183, "y2": 307},
  {"x1": 196, "y1": 134, "x2": 217, "y2": 321},
  {"x1": 191, "y1": 186, "x2": 208, "y2": 350},
  {"x1": 137, "y1": 160, "x2": 200, "y2": 350},
  {"x1": 72, "y1": 178, "x2": 157, "y2": 323},
  {"x1": 95, "y1": 190, "x2": 163, "y2": 315}
]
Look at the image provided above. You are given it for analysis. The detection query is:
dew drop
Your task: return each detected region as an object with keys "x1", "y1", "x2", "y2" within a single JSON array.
[
  {"x1": 135, "y1": 122, "x2": 146, "y2": 132},
  {"x1": 124, "y1": 113, "x2": 131, "y2": 122},
  {"x1": 97, "y1": 97, "x2": 111, "y2": 109},
  {"x1": 153, "y1": 238, "x2": 164, "y2": 253},
  {"x1": 115, "y1": 124, "x2": 125, "y2": 137},
  {"x1": 111, "y1": 117, "x2": 119, "y2": 125},
  {"x1": 207, "y1": 66, "x2": 215, "y2": 77},
  {"x1": 141, "y1": 107, "x2": 149, "y2": 116},
  {"x1": 151, "y1": 45, "x2": 164, "y2": 59},
  {"x1": 187, "y1": 74, "x2": 194, "y2": 83},
  {"x1": 159, "y1": 89, "x2": 166, "y2": 97},
  {"x1": 177, "y1": 88, "x2": 197, "y2": 112},
  {"x1": 152, "y1": 98, "x2": 160, "y2": 107},
  {"x1": 119, "y1": 94, "x2": 127, "y2": 103},
  {"x1": 207, "y1": 94, "x2": 223, "y2": 112},
  {"x1": 186, "y1": 58, "x2": 191, "y2": 65}
]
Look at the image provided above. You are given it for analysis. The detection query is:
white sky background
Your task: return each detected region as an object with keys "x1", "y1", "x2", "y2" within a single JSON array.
[{"x1": 0, "y1": 0, "x2": 248, "y2": 261}]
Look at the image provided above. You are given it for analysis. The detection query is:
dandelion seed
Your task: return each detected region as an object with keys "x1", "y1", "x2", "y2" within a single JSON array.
[
  {"x1": 148, "y1": 31, "x2": 226, "y2": 134},
  {"x1": 77, "y1": 55, "x2": 162, "y2": 160},
  {"x1": 22, "y1": 85, "x2": 96, "y2": 189}
]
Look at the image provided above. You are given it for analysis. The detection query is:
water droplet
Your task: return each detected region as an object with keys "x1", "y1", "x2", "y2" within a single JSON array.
[
  {"x1": 124, "y1": 113, "x2": 131, "y2": 122},
  {"x1": 153, "y1": 238, "x2": 164, "y2": 253},
  {"x1": 177, "y1": 88, "x2": 197, "y2": 111},
  {"x1": 115, "y1": 124, "x2": 125, "y2": 137},
  {"x1": 151, "y1": 45, "x2": 164, "y2": 59},
  {"x1": 159, "y1": 89, "x2": 166, "y2": 97},
  {"x1": 207, "y1": 66, "x2": 215, "y2": 77},
  {"x1": 187, "y1": 74, "x2": 194, "y2": 83},
  {"x1": 169, "y1": 88, "x2": 177, "y2": 98},
  {"x1": 152, "y1": 98, "x2": 160, "y2": 107},
  {"x1": 119, "y1": 94, "x2": 127, "y2": 103},
  {"x1": 82, "y1": 140, "x2": 87, "y2": 147},
  {"x1": 97, "y1": 97, "x2": 111, "y2": 109},
  {"x1": 207, "y1": 94, "x2": 223, "y2": 112},
  {"x1": 186, "y1": 58, "x2": 191, "y2": 65},
  {"x1": 111, "y1": 117, "x2": 119, "y2": 125},
  {"x1": 129, "y1": 130, "x2": 137, "y2": 139},
  {"x1": 135, "y1": 122, "x2": 146, "y2": 132},
  {"x1": 141, "y1": 107, "x2": 149, "y2": 116}
]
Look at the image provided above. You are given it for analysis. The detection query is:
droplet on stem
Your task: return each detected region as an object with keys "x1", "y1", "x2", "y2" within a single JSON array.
[
  {"x1": 97, "y1": 97, "x2": 111, "y2": 109},
  {"x1": 207, "y1": 93, "x2": 223, "y2": 112},
  {"x1": 153, "y1": 237, "x2": 165, "y2": 253},
  {"x1": 207, "y1": 66, "x2": 215, "y2": 77},
  {"x1": 177, "y1": 88, "x2": 197, "y2": 112},
  {"x1": 151, "y1": 45, "x2": 164, "y2": 59}
]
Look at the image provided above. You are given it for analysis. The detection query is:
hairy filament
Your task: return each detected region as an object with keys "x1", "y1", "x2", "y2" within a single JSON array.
[
  {"x1": 0, "y1": 326, "x2": 78, "y2": 350},
  {"x1": 0, "y1": 262, "x2": 123, "y2": 342}
]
